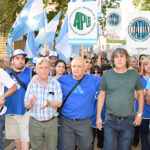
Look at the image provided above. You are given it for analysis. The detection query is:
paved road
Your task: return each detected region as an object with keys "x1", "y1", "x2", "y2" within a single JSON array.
[{"x1": 3, "y1": 138, "x2": 141, "y2": 150}]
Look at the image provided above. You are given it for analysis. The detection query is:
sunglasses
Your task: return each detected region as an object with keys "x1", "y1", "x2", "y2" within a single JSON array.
[
  {"x1": 86, "y1": 61, "x2": 92, "y2": 64},
  {"x1": 92, "y1": 71, "x2": 101, "y2": 74}
]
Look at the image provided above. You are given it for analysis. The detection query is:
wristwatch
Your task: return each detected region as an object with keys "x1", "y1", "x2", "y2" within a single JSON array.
[{"x1": 137, "y1": 113, "x2": 142, "y2": 117}]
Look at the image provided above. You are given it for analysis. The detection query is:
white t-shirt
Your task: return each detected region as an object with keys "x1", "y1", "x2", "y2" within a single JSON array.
[{"x1": 0, "y1": 68, "x2": 15, "y2": 96}]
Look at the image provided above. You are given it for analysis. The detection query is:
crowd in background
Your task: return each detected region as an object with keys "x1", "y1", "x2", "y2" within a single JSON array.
[{"x1": 0, "y1": 47, "x2": 150, "y2": 150}]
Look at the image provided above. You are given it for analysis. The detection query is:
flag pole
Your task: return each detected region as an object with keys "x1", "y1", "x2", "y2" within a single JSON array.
[
  {"x1": 81, "y1": 45, "x2": 84, "y2": 58},
  {"x1": 138, "y1": 48, "x2": 140, "y2": 69},
  {"x1": 43, "y1": 8, "x2": 48, "y2": 53}
]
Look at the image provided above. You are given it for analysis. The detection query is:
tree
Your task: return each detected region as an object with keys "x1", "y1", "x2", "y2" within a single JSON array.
[
  {"x1": 0, "y1": 0, "x2": 27, "y2": 34},
  {"x1": 133, "y1": 0, "x2": 150, "y2": 10}
]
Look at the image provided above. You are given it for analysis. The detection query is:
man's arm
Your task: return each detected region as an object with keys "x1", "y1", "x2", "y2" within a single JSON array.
[
  {"x1": 133, "y1": 89, "x2": 144, "y2": 126},
  {"x1": 146, "y1": 89, "x2": 150, "y2": 105},
  {"x1": 0, "y1": 84, "x2": 18, "y2": 106},
  {"x1": 96, "y1": 91, "x2": 106, "y2": 130},
  {"x1": 2, "y1": 84, "x2": 17, "y2": 99}
]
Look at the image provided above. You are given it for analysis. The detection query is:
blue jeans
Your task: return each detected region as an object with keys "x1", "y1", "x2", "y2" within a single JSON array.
[
  {"x1": 0, "y1": 114, "x2": 5, "y2": 150},
  {"x1": 140, "y1": 119, "x2": 150, "y2": 150},
  {"x1": 103, "y1": 115, "x2": 134, "y2": 150}
]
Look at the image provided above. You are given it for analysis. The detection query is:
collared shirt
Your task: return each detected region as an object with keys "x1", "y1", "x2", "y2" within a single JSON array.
[{"x1": 24, "y1": 76, "x2": 62, "y2": 121}]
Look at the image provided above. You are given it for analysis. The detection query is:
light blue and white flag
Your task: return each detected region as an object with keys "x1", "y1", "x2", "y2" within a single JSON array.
[
  {"x1": 36, "y1": 11, "x2": 61, "y2": 51},
  {"x1": 24, "y1": 32, "x2": 37, "y2": 58},
  {"x1": 56, "y1": 15, "x2": 90, "y2": 62},
  {"x1": 7, "y1": 0, "x2": 45, "y2": 55},
  {"x1": 56, "y1": 15, "x2": 71, "y2": 62}
]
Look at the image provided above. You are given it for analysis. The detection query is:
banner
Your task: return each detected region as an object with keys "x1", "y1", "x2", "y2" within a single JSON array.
[
  {"x1": 68, "y1": 2, "x2": 97, "y2": 45},
  {"x1": 106, "y1": 8, "x2": 122, "y2": 30},
  {"x1": 126, "y1": 11, "x2": 150, "y2": 49}
]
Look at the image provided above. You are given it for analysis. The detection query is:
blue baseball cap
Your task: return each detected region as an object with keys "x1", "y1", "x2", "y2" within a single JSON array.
[{"x1": 12, "y1": 49, "x2": 27, "y2": 58}]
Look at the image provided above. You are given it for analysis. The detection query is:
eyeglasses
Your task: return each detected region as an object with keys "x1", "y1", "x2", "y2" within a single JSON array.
[
  {"x1": 86, "y1": 61, "x2": 92, "y2": 64},
  {"x1": 92, "y1": 71, "x2": 101, "y2": 74}
]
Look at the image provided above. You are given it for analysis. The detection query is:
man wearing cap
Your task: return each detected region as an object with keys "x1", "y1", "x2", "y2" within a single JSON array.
[
  {"x1": 5, "y1": 49, "x2": 31, "y2": 150},
  {"x1": 49, "y1": 51, "x2": 58, "y2": 76}
]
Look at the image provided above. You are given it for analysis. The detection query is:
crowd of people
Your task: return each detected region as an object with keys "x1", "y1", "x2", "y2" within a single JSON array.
[{"x1": 0, "y1": 47, "x2": 150, "y2": 150}]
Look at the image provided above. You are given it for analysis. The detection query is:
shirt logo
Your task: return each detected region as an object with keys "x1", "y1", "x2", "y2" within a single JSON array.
[{"x1": 73, "y1": 86, "x2": 84, "y2": 94}]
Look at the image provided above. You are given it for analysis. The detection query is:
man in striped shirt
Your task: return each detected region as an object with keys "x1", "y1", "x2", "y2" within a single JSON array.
[{"x1": 24, "y1": 57, "x2": 62, "y2": 150}]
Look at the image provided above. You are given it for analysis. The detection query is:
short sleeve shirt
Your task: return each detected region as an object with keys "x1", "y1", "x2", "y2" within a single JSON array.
[
  {"x1": 0, "y1": 68, "x2": 15, "y2": 96},
  {"x1": 99, "y1": 69, "x2": 143, "y2": 117}
]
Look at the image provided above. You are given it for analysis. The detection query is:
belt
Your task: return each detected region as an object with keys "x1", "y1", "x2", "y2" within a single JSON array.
[
  {"x1": 71, "y1": 118, "x2": 81, "y2": 121},
  {"x1": 110, "y1": 114, "x2": 129, "y2": 120},
  {"x1": 30, "y1": 116, "x2": 55, "y2": 122},
  {"x1": 62, "y1": 115, "x2": 81, "y2": 121}
]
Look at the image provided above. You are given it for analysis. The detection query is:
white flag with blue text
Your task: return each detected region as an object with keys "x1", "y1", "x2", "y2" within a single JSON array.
[
  {"x1": 7, "y1": 0, "x2": 45, "y2": 55},
  {"x1": 36, "y1": 11, "x2": 61, "y2": 51}
]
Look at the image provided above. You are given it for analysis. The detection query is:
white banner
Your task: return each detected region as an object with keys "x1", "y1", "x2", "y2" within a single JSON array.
[
  {"x1": 68, "y1": 2, "x2": 97, "y2": 45},
  {"x1": 106, "y1": 8, "x2": 122, "y2": 30},
  {"x1": 126, "y1": 11, "x2": 150, "y2": 49}
]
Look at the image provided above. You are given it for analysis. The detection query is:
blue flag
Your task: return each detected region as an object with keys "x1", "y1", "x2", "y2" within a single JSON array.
[
  {"x1": 36, "y1": 11, "x2": 61, "y2": 51},
  {"x1": 7, "y1": 0, "x2": 45, "y2": 55},
  {"x1": 24, "y1": 32, "x2": 37, "y2": 58}
]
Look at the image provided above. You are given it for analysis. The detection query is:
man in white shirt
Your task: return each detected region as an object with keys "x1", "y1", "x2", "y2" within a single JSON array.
[{"x1": 0, "y1": 68, "x2": 18, "y2": 150}]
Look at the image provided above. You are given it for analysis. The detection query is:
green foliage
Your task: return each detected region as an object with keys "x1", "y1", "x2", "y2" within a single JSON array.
[
  {"x1": 0, "y1": 0, "x2": 28, "y2": 33},
  {"x1": 133, "y1": 0, "x2": 150, "y2": 10}
]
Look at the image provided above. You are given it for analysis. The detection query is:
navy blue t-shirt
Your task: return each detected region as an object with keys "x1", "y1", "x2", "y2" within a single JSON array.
[{"x1": 58, "y1": 74, "x2": 101, "y2": 119}]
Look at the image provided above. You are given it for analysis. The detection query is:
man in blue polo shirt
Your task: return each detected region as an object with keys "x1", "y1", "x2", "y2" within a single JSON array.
[
  {"x1": 58, "y1": 57, "x2": 101, "y2": 150},
  {"x1": 5, "y1": 49, "x2": 31, "y2": 150}
]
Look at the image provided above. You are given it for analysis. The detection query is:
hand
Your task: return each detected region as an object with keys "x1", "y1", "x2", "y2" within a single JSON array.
[
  {"x1": 30, "y1": 95, "x2": 36, "y2": 106},
  {"x1": 133, "y1": 115, "x2": 142, "y2": 126},
  {"x1": 0, "y1": 97, "x2": 5, "y2": 106},
  {"x1": 31, "y1": 75, "x2": 38, "y2": 83},
  {"x1": 98, "y1": 49, "x2": 102, "y2": 56},
  {"x1": 40, "y1": 99, "x2": 49, "y2": 109},
  {"x1": 89, "y1": 46, "x2": 94, "y2": 54},
  {"x1": 96, "y1": 118, "x2": 103, "y2": 130}
]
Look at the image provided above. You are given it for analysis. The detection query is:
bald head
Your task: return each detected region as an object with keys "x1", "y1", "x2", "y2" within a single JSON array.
[
  {"x1": 71, "y1": 57, "x2": 85, "y2": 80},
  {"x1": 71, "y1": 57, "x2": 85, "y2": 68}
]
